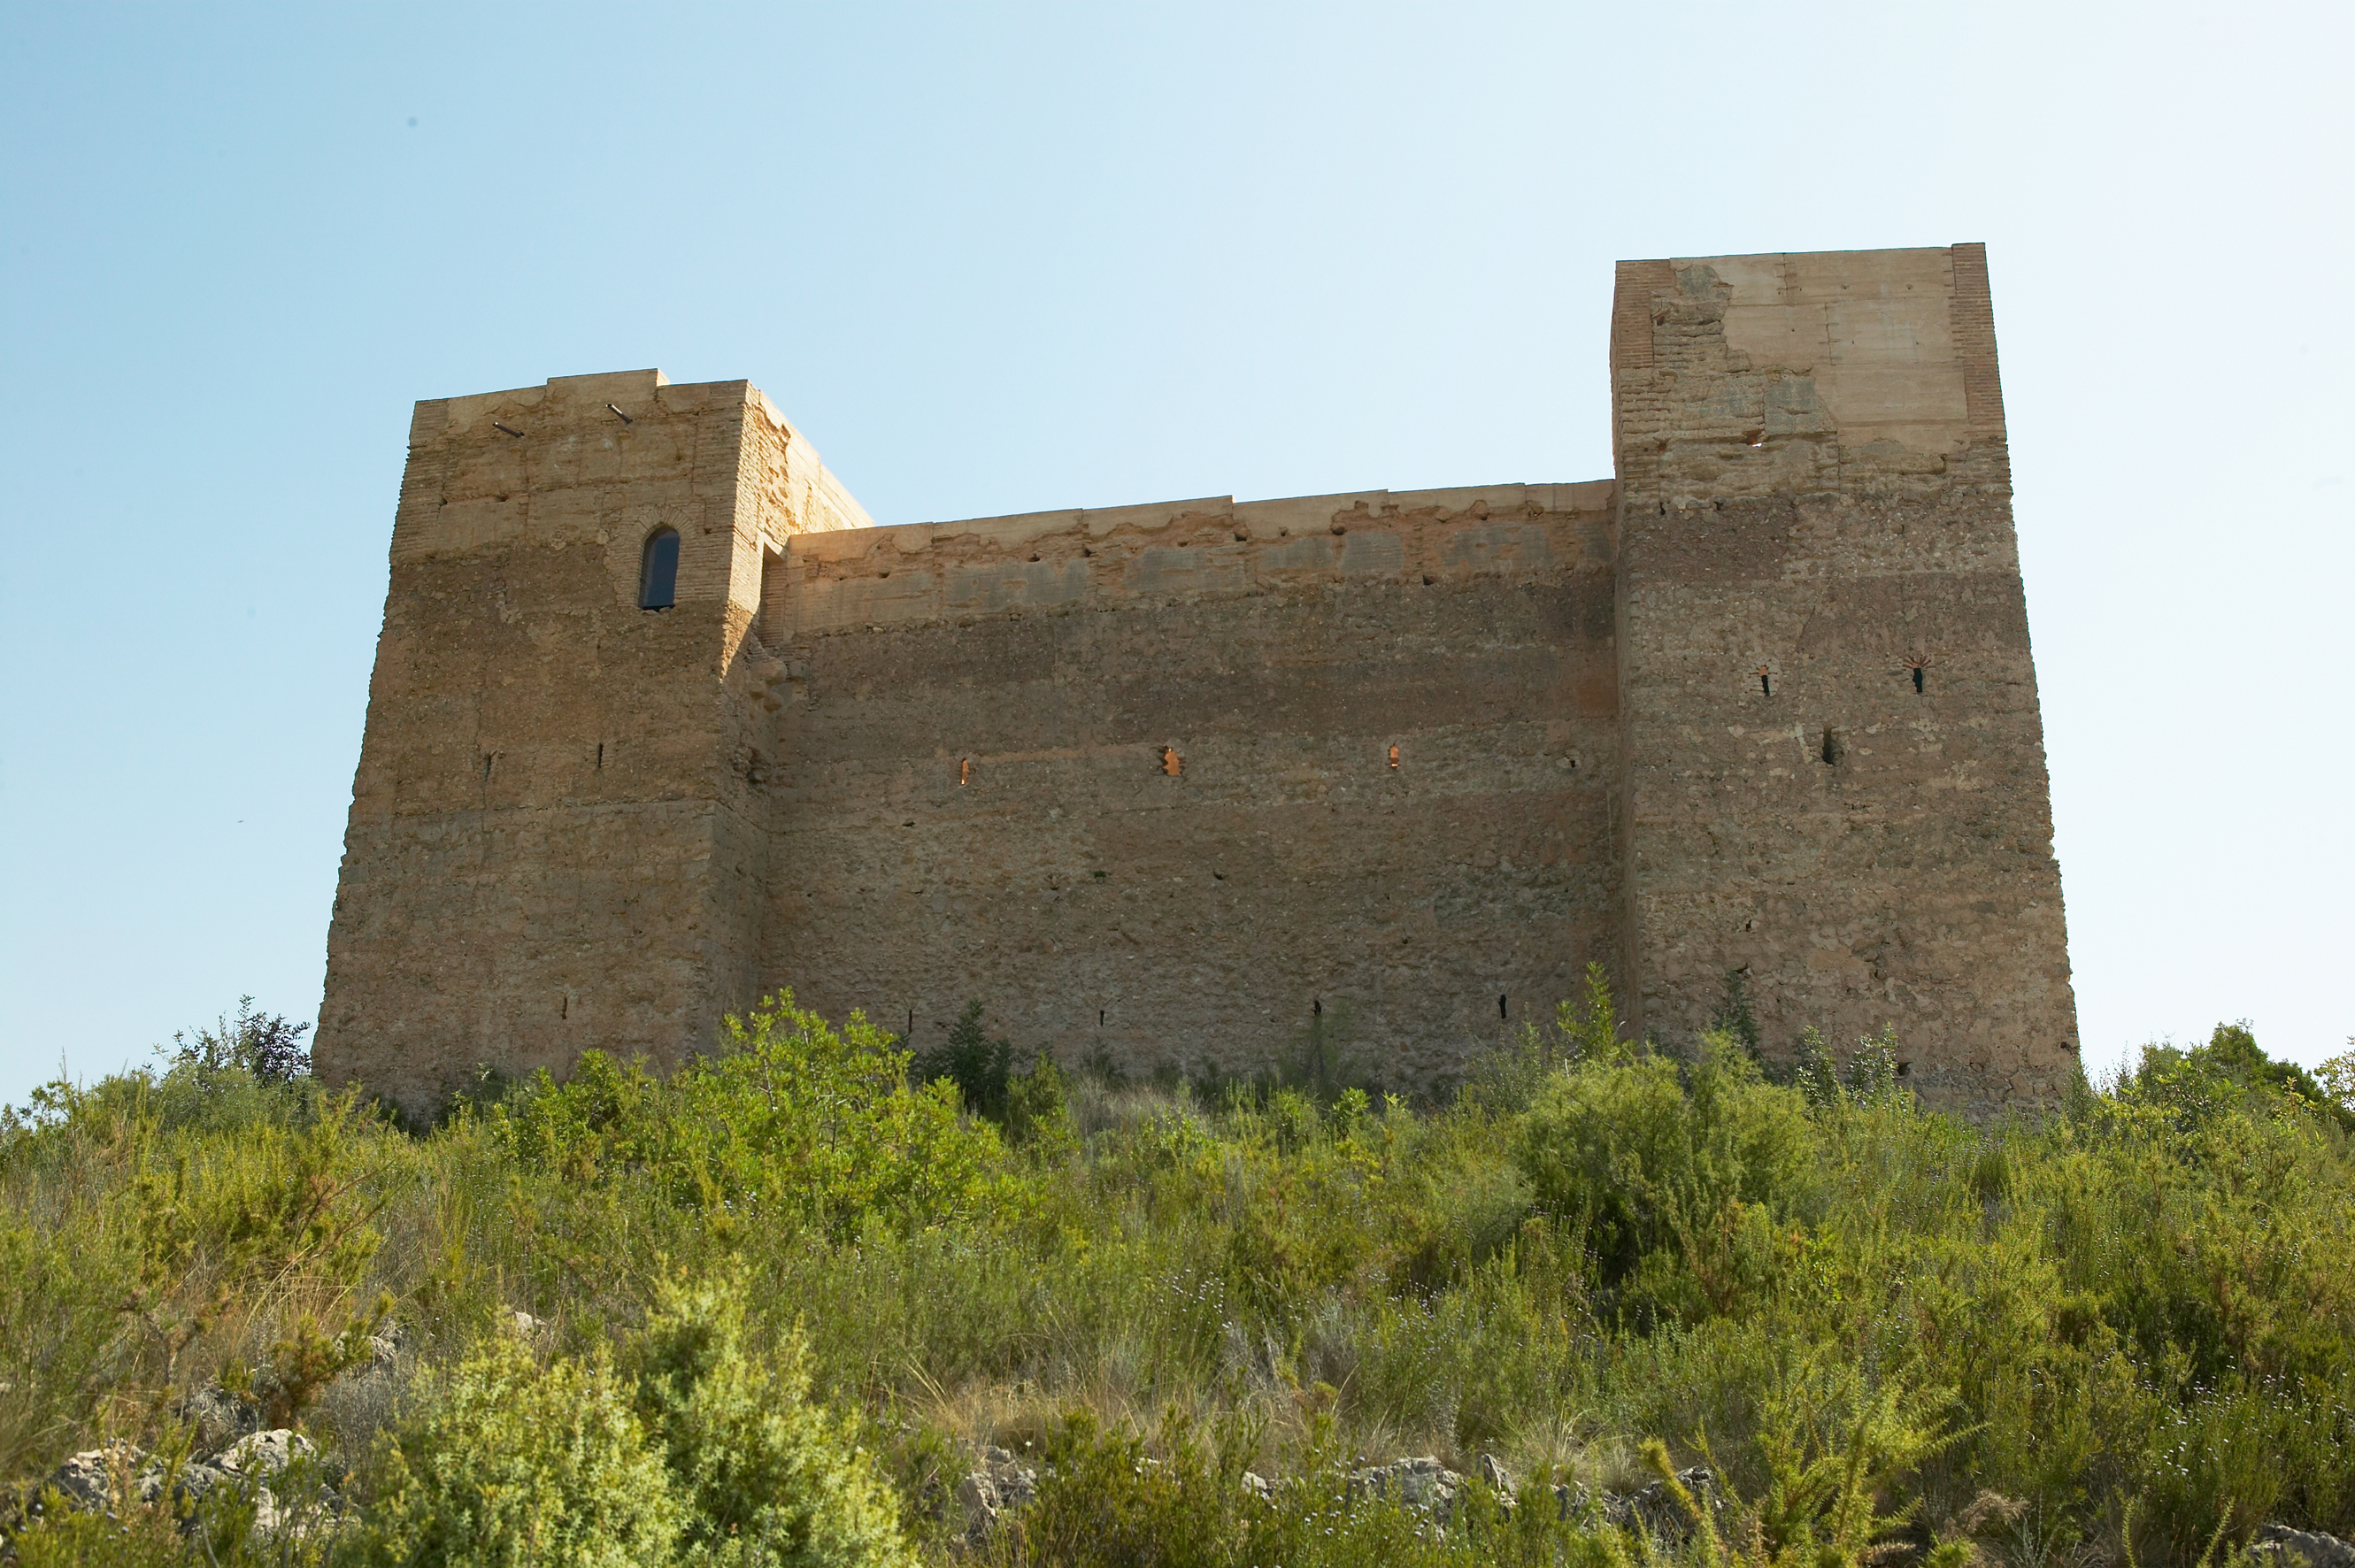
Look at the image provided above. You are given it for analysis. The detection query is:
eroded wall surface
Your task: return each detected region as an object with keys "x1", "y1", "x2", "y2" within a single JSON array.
[
  {"x1": 317, "y1": 371, "x2": 858, "y2": 1114},
  {"x1": 1609, "y1": 246, "x2": 2077, "y2": 1107},
  {"x1": 759, "y1": 486, "x2": 1621, "y2": 1085},
  {"x1": 320, "y1": 243, "x2": 2078, "y2": 1113}
]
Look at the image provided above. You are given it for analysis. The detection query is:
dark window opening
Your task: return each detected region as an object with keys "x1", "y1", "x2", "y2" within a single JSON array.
[
  {"x1": 639, "y1": 528, "x2": 680, "y2": 610},
  {"x1": 1912, "y1": 666, "x2": 1925, "y2": 695},
  {"x1": 1759, "y1": 667, "x2": 1773, "y2": 697},
  {"x1": 596, "y1": 742, "x2": 604, "y2": 770},
  {"x1": 1820, "y1": 727, "x2": 1843, "y2": 765},
  {"x1": 1499, "y1": 994, "x2": 1509, "y2": 1020}
]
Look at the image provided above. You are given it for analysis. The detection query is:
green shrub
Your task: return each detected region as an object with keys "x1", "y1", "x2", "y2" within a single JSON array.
[
  {"x1": 351, "y1": 1335, "x2": 678, "y2": 1568},
  {"x1": 982, "y1": 1410, "x2": 1615, "y2": 1568},
  {"x1": 913, "y1": 1002, "x2": 1015, "y2": 1122},
  {"x1": 10, "y1": 986, "x2": 2355, "y2": 1562},
  {"x1": 625, "y1": 1275, "x2": 912, "y2": 1568},
  {"x1": 1515, "y1": 1033, "x2": 1817, "y2": 1326},
  {"x1": 493, "y1": 992, "x2": 1012, "y2": 1241}
]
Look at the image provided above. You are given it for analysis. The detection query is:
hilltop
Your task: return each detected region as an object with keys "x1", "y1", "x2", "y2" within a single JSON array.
[{"x1": 4, "y1": 980, "x2": 2352, "y2": 1565}]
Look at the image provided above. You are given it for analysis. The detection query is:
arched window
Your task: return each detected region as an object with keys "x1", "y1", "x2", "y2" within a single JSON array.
[{"x1": 638, "y1": 528, "x2": 680, "y2": 611}]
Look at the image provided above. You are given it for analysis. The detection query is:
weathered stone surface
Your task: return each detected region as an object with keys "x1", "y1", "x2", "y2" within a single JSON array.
[
  {"x1": 39, "y1": 1445, "x2": 149, "y2": 1512},
  {"x1": 1609, "y1": 246, "x2": 2076, "y2": 1110},
  {"x1": 2251, "y1": 1524, "x2": 2355, "y2": 1567},
  {"x1": 34, "y1": 1430, "x2": 324, "y2": 1543},
  {"x1": 954, "y1": 1444, "x2": 1038, "y2": 1540},
  {"x1": 1602, "y1": 1465, "x2": 1722, "y2": 1541},
  {"x1": 1348, "y1": 1454, "x2": 1466, "y2": 1518},
  {"x1": 319, "y1": 247, "x2": 2075, "y2": 1115}
]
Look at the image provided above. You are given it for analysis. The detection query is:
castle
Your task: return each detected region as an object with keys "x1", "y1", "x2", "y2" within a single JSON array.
[{"x1": 318, "y1": 244, "x2": 2079, "y2": 1116}]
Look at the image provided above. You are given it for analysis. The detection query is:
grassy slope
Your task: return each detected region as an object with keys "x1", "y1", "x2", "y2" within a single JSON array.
[{"x1": 3, "y1": 988, "x2": 2351, "y2": 1565}]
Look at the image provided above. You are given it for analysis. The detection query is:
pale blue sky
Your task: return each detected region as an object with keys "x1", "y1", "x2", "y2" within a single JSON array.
[{"x1": 4, "y1": 2, "x2": 2349, "y2": 1103}]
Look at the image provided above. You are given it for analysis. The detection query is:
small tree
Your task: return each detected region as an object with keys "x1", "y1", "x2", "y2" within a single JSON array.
[
  {"x1": 170, "y1": 995, "x2": 312, "y2": 1084},
  {"x1": 914, "y1": 1001, "x2": 1013, "y2": 1119}
]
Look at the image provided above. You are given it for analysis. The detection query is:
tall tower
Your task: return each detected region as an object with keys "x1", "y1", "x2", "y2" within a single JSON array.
[
  {"x1": 319, "y1": 245, "x2": 2077, "y2": 1118},
  {"x1": 315, "y1": 370, "x2": 866, "y2": 1116},
  {"x1": 1610, "y1": 246, "x2": 2077, "y2": 1107}
]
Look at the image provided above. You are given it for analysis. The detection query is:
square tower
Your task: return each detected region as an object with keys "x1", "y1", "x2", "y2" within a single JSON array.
[
  {"x1": 1610, "y1": 245, "x2": 2077, "y2": 1106},
  {"x1": 316, "y1": 370, "x2": 866, "y2": 1116}
]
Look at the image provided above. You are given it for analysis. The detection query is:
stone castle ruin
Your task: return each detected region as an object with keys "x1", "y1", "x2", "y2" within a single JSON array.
[{"x1": 318, "y1": 244, "x2": 2078, "y2": 1116}]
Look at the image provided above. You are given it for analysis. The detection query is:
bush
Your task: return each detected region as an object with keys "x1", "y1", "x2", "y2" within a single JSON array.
[
  {"x1": 981, "y1": 1410, "x2": 1612, "y2": 1568},
  {"x1": 625, "y1": 1275, "x2": 912, "y2": 1568},
  {"x1": 1515, "y1": 1032, "x2": 1817, "y2": 1326},
  {"x1": 348, "y1": 1278, "x2": 912, "y2": 1568},
  {"x1": 352, "y1": 1335, "x2": 679, "y2": 1568},
  {"x1": 493, "y1": 992, "x2": 1012, "y2": 1241},
  {"x1": 9, "y1": 986, "x2": 2355, "y2": 1564}
]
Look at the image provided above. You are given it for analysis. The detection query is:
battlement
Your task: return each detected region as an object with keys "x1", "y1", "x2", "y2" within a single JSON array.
[
  {"x1": 393, "y1": 369, "x2": 872, "y2": 570},
  {"x1": 319, "y1": 244, "x2": 2075, "y2": 1117},
  {"x1": 775, "y1": 481, "x2": 1616, "y2": 634}
]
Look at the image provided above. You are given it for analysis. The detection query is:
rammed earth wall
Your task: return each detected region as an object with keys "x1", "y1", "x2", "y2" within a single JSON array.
[{"x1": 318, "y1": 245, "x2": 2077, "y2": 1116}]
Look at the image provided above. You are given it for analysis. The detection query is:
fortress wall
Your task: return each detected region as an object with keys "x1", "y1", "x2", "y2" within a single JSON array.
[
  {"x1": 1611, "y1": 246, "x2": 2076, "y2": 1106},
  {"x1": 758, "y1": 486, "x2": 1621, "y2": 1086},
  {"x1": 319, "y1": 373, "x2": 839, "y2": 1113},
  {"x1": 319, "y1": 243, "x2": 2079, "y2": 1113}
]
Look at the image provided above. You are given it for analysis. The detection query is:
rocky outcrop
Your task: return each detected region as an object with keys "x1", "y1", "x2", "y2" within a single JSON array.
[
  {"x1": 1348, "y1": 1456, "x2": 1466, "y2": 1519},
  {"x1": 2251, "y1": 1525, "x2": 2355, "y2": 1567},
  {"x1": 954, "y1": 1445, "x2": 1039, "y2": 1541},
  {"x1": 1456, "y1": 1453, "x2": 1720, "y2": 1542},
  {"x1": 946, "y1": 1441, "x2": 1722, "y2": 1548},
  {"x1": 30, "y1": 1428, "x2": 336, "y2": 1545},
  {"x1": 1603, "y1": 1465, "x2": 1723, "y2": 1541}
]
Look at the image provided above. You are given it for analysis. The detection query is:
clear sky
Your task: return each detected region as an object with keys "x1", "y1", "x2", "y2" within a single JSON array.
[{"x1": 3, "y1": 2, "x2": 2349, "y2": 1104}]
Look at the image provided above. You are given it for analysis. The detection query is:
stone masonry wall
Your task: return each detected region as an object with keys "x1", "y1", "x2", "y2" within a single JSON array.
[
  {"x1": 760, "y1": 487, "x2": 1621, "y2": 1084},
  {"x1": 320, "y1": 244, "x2": 2079, "y2": 1114},
  {"x1": 317, "y1": 371, "x2": 866, "y2": 1115},
  {"x1": 1610, "y1": 246, "x2": 2077, "y2": 1109}
]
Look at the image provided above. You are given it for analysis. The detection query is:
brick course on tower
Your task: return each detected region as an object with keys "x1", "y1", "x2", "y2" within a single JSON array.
[{"x1": 319, "y1": 244, "x2": 2079, "y2": 1117}]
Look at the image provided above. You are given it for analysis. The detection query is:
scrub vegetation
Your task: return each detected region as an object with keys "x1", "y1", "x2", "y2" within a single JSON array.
[{"x1": 4, "y1": 981, "x2": 2352, "y2": 1565}]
